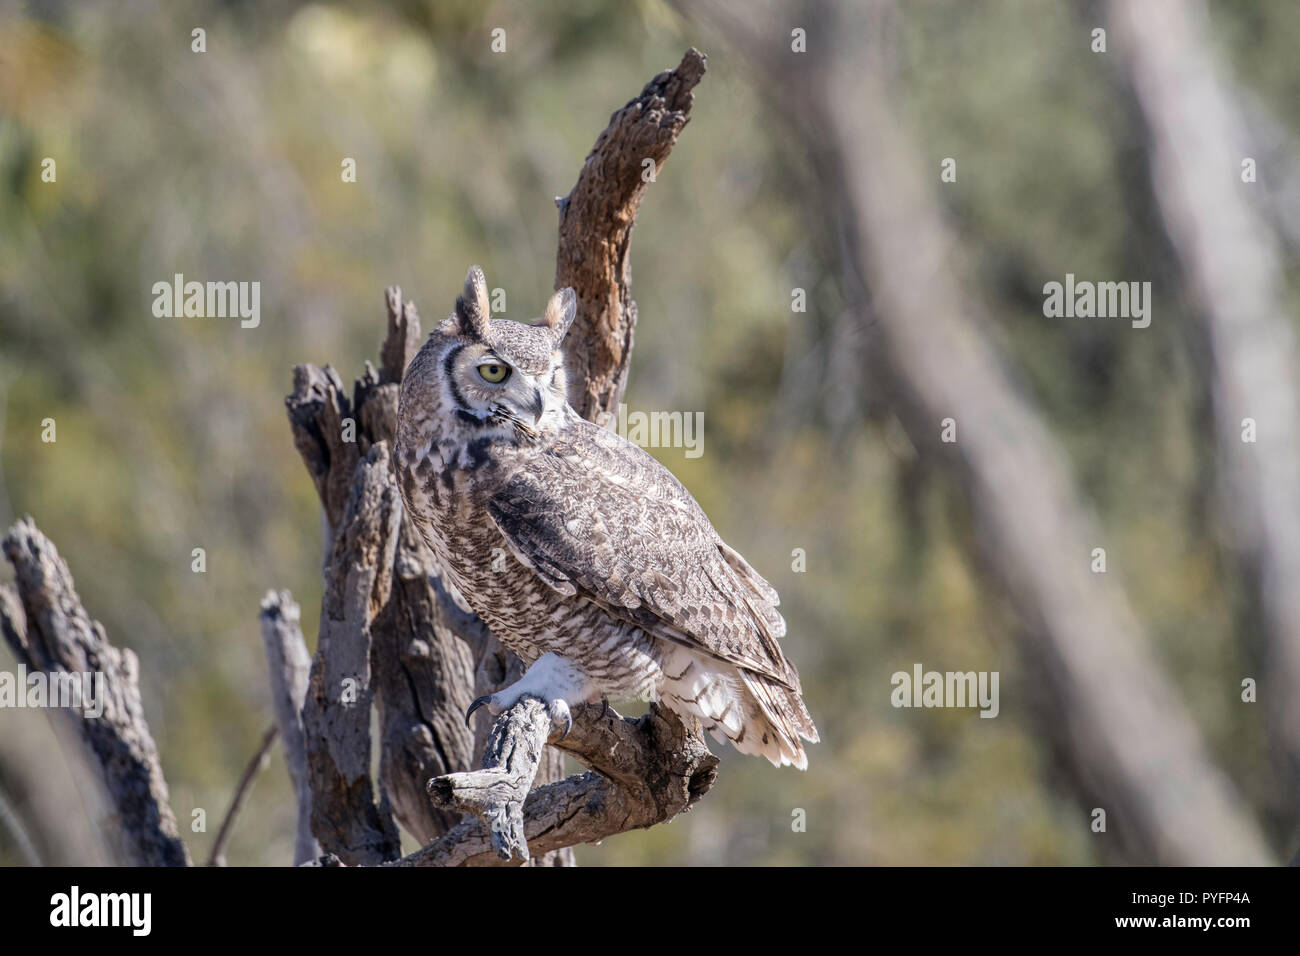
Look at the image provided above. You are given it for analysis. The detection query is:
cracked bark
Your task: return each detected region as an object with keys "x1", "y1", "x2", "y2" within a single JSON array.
[
  {"x1": 556, "y1": 47, "x2": 707, "y2": 426},
  {"x1": 0, "y1": 519, "x2": 190, "y2": 867},
  {"x1": 286, "y1": 286, "x2": 488, "y2": 863},
  {"x1": 403, "y1": 702, "x2": 717, "y2": 867}
]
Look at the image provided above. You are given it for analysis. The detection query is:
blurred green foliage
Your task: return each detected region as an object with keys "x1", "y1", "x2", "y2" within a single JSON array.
[{"x1": 1, "y1": 0, "x2": 1296, "y2": 865}]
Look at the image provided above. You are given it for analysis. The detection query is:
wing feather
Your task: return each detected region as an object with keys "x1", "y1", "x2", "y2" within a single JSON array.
[{"x1": 487, "y1": 419, "x2": 798, "y2": 689}]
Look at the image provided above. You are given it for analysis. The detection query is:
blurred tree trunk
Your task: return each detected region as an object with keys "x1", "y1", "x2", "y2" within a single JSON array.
[
  {"x1": 682, "y1": 0, "x2": 1274, "y2": 864},
  {"x1": 1106, "y1": 0, "x2": 1300, "y2": 805}
]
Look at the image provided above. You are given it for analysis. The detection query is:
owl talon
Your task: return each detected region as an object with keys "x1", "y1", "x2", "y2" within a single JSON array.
[
  {"x1": 548, "y1": 699, "x2": 573, "y2": 741},
  {"x1": 554, "y1": 714, "x2": 572, "y2": 741},
  {"x1": 467, "y1": 692, "x2": 572, "y2": 740}
]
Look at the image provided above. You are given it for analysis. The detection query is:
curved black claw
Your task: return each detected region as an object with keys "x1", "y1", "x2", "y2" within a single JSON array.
[
  {"x1": 465, "y1": 695, "x2": 492, "y2": 726},
  {"x1": 555, "y1": 708, "x2": 573, "y2": 741}
]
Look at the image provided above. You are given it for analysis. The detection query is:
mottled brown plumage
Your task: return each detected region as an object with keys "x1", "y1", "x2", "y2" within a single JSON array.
[{"x1": 394, "y1": 266, "x2": 818, "y2": 767}]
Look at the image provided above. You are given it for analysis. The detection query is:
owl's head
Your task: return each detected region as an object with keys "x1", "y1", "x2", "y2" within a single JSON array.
[{"x1": 401, "y1": 265, "x2": 576, "y2": 449}]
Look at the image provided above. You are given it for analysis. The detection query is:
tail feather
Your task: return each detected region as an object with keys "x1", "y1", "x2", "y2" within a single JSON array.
[
  {"x1": 660, "y1": 646, "x2": 819, "y2": 770},
  {"x1": 735, "y1": 668, "x2": 819, "y2": 770}
]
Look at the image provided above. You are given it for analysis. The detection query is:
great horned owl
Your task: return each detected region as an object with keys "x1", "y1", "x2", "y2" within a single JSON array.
[{"x1": 394, "y1": 266, "x2": 818, "y2": 768}]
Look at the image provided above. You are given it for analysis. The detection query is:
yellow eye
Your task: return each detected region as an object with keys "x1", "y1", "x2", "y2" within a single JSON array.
[{"x1": 477, "y1": 362, "x2": 510, "y2": 384}]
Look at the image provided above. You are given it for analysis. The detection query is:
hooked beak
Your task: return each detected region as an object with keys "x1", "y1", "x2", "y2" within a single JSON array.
[{"x1": 527, "y1": 388, "x2": 545, "y2": 425}]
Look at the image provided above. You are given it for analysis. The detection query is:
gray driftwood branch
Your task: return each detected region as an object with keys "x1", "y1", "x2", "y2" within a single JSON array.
[
  {"x1": 556, "y1": 47, "x2": 707, "y2": 425},
  {"x1": 401, "y1": 702, "x2": 717, "y2": 867},
  {"x1": 0, "y1": 519, "x2": 191, "y2": 866},
  {"x1": 259, "y1": 590, "x2": 320, "y2": 864},
  {"x1": 425, "y1": 697, "x2": 553, "y2": 862},
  {"x1": 280, "y1": 49, "x2": 715, "y2": 866}
]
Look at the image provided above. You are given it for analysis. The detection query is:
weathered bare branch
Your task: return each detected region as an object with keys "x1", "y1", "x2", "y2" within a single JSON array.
[
  {"x1": 556, "y1": 47, "x2": 707, "y2": 425},
  {"x1": 0, "y1": 519, "x2": 191, "y2": 866},
  {"x1": 403, "y1": 702, "x2": 717, "y2": 867},
  {"x1": 381, "y1": 285, "x2": 423, "y2": 386},
  {"x1": 371, "y1": 512, "x2": 478, "y2": 843},
  {"x1": 258, "y1": 589, "x2": 319, "y2": 864},
  {"x1": 426, "y1": 697, "x2": 553, "y2": 861},
  {"x1": 461, "y1": 633, "x2": 576, "y2": 866},
  {"x1": 286, "y1": 363, "x2": 356, "y2": 536},
  {"x1": 299, "y1": 443, "x2": 402, "y2": 865},
  {"x1": 208, "y1": 724, "x2": 278, "y2": 866}
]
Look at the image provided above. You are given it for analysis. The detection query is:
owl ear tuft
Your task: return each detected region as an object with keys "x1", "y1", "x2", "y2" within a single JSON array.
[
  {"x1": 455, "y1": 265, "x2": 492, "y2": 340},
  {"x1": 542, "y1": 287, "x2": 577, "y2": 346}
]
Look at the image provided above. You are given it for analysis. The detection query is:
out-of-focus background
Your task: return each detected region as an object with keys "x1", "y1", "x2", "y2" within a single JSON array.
[{"x1": 2, "y1": 0, "x2": 1299, "y2": 866}]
